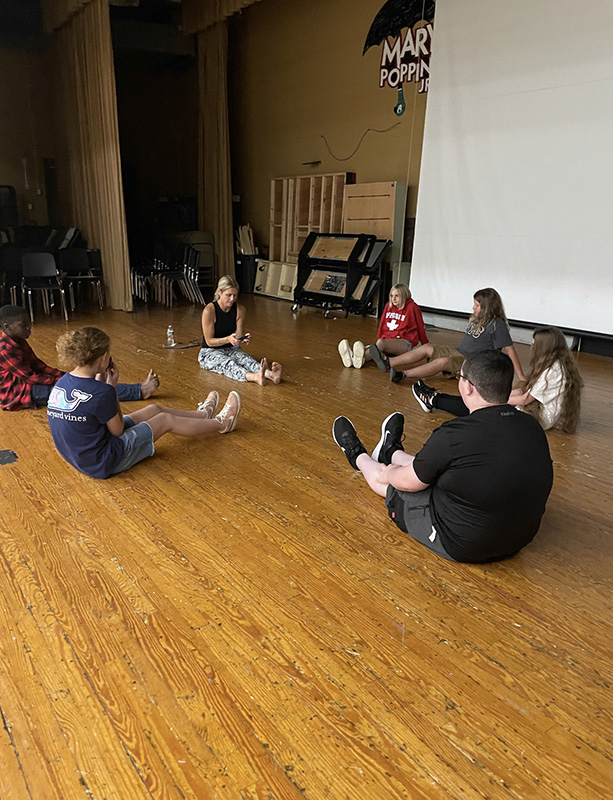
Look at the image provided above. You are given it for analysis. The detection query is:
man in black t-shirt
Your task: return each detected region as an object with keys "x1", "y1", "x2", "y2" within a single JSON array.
[{"x1": 332, "y1": 350, "x2": 553, "y2": 563}]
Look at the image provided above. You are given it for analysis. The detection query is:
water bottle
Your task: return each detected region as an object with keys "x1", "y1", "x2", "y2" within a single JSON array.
[{"x1": 166, "y1": 325, "x2": 175, "y2": 347}]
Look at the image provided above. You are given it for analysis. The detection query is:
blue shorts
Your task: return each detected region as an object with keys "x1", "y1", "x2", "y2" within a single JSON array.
[{"x1": 109, "y1": 415, "x2": 155, "y2": 475}]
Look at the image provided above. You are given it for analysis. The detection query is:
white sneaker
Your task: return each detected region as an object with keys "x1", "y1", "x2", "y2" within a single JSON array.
[
  {"x1": 197, "y1": 390, "x2": 219, "y2": 418},
  {"x1": 338, "y1": 339, "x2": 353, "y2": 368},
  {"x1": 216, "y1": 391, "x2": 241, "y2": 433},
  {"x1": 352, "y1": 341, "x2": 365, "y2": 369}
]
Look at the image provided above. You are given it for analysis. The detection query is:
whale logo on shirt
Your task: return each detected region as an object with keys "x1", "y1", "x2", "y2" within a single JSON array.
[{"x1": 48, "y1": 386, "x2": 92, "y2": 412}]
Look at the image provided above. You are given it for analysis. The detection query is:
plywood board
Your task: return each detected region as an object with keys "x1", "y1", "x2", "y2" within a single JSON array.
[{"x1": 308, "y1": 236, "x2": 358, "y2": 261}]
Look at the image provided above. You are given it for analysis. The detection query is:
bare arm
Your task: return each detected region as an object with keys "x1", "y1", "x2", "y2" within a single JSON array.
[
  {"x1": 383, "y1": 462, "x2": 430, "y2": 493},
  {"x1": 509, "y1": 388, "x2": 536, "y2": 407},
  {"x1": 234, "y1": 304, "x2": 251, "y2": 343},
  {"x1": 503, "y1": 345, "x2": 526, "y2": 382},
  {"x1": 103, "y1": 361, "x2": 123, "y2": 434},
  {"x1": 106, "y1": 411, "x2": 124, "y2": 437}
]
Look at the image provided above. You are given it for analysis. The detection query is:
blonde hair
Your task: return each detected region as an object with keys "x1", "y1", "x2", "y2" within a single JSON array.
[
  {"x1": 214, "y1": 275, "x2": 239, "y2": 302},
  {"x1": 56, "y1": 327, "x2": 110, "y2": 369},
  {"x1": 525, "y1": 326, "x2": 583, "y2": 433},
  {"x1": 389, "y1": 283, "x2": 411, "y2": 307}
]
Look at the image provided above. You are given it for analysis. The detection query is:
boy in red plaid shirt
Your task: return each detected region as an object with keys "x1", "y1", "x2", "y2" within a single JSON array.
[{"x1": 0, "y1": 305, "x2": 158, "y2": 411}]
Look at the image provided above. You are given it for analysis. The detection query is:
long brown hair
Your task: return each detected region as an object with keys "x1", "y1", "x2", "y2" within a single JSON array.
[
  {"x1": 471, "y1": 288, "x2": 508, "y2": 328},
  {"x1": 525, "y1": 326, "x2": 583, "y2": 433}
]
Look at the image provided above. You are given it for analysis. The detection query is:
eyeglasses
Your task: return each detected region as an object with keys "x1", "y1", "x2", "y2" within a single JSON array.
[{"x1": 454, "y1": 370, "x2": 475, "y2": 387}]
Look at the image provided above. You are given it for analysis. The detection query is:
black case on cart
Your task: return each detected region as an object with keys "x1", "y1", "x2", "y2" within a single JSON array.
[{"x1": 292, "y1": 232, "x2": 391, "y2": 317}]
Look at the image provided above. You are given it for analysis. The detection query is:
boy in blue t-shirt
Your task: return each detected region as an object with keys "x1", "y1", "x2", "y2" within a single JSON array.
[{"x1": 48, "y1": 326, "x2": 241, "y2": 479}]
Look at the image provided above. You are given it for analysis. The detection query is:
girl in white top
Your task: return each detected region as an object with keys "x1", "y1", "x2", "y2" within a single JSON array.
[
  {"x1": 414, "y1": 326, "x2": 582, "y2": 432},
  {"x1": 510, "y1": 326, "x2": 582, "y2": 431}
]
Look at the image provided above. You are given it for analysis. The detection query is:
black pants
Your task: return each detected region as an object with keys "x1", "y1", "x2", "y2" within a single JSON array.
[{"x1": 432, "y1": 393, "x2": 469, "y2": 417}]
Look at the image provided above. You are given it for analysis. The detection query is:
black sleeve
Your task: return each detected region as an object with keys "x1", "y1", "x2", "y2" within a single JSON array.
[{"x1": 412, "y1": 424, "x2": 454, "y2": 485}]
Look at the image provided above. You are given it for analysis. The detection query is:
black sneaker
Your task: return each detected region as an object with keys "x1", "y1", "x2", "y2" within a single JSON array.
[
  {"x1": 371, "y1": 412, "x2": 405, "y2": 465},
  {"x1": 332, "y1": 416, "x2": 367, "y2": 471},
  {"x1": 412, "y1": 380, "x2": 437, "y2": 413},
  {"x1": 390, "y1": 368, "x2": 404, "y2": 384},
  {"x1": 368, "y1": 344, "x2": 390, "y2": 372}
]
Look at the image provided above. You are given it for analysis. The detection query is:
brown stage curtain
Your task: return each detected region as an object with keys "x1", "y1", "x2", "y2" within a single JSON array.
[
  {"x1": 55, "y1": 0, "x2": 132, "y2": 310},
  {"x1": 183, "y1": 0, "x2": 262, "y2": 35},
  {"x1": 42, "y1": 0, "x2": 94, "y2": 34},
  {"x1": 197, "y1": 21, "x2": 234, "y2": 278}
]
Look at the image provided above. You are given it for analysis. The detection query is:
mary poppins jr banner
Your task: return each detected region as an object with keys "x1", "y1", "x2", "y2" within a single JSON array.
[{"x1": 364, "y1": 0, "x2": 436, "y2": 114}]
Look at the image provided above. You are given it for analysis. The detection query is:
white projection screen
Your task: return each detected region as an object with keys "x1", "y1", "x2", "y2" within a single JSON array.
[{"x1": 410, "y1": 0, "x2": 613, "y2": 336}]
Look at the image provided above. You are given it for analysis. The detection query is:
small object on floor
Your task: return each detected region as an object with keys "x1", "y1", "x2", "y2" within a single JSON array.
[
  {"x1": 166, "y1": 325, "x2": 175, "y2": 347},
  {"x1": 198, "y1": 390, "x2": 220, "y2": 419},
  {"x1": 352, "y1": 341, "x2": 365, "y2": 369},
  {"x1": 338, "y1": 339, "x2": 353, "y2": 368},
  {"x1": 369, "y1": 344, "x2": 390, "y2": 372},
  {"x1": 371, "y1": 412, "x2": 405, "y2": 465},
  {"x1": 412, "y1": 380, "x2": 437, "y2": 412},
  {"x1": 0, "y1": 449, "x2": 18, "y2": 466},
  {"x1": 162, "y1": 340, "x2": 201, "y2": 349},
  {"x1": 332, "y1": 416, "x2": 367, "y2": 471},
  {"x1": 390, "y1": 368, "x2": 404, "y2": 384}
]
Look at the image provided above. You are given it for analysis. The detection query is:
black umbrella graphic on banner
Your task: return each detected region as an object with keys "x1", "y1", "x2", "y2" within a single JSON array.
[{"x1": 364, "y1": 0, "x2": 436, "y2": 115}]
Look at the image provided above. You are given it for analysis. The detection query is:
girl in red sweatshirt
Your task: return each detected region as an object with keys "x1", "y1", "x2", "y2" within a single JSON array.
[{"x1": 338, "y1": 284, "x2": 428, "y2": 369}]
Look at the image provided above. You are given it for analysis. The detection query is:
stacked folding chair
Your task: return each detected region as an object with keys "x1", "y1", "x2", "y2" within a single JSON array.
[
  {"x1": 174, "y1": 231, "x2": 216, "y2": 295},
  {"x1": 148, "y1": 243, "x2": 205, "y2": 308},
  {"x1": 131, "y1": 256, "x2": 151, "y2": 303}
]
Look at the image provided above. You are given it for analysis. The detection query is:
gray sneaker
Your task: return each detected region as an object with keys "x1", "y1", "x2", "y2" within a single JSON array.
[
  {"x1": 338, "y1": 339, "x2": 353, "y2": 368},
  {"x1": 369, "y1": 344, "x2": 390, "y2": 372},
  {"x1": 390, "y1": 368, "x2": 404, "y2": 384}
]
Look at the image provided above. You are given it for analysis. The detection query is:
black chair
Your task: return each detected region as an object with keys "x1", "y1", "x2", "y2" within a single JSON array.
[
  {"x1": 57, "y1": 248, "x2": 104, "y2": 311},
  {"x1": 21, "y1": 252, "x2": 69, "y2": 322},
  {"x1": 0, "y1": 245, "x2": 27, "y2": 304}
]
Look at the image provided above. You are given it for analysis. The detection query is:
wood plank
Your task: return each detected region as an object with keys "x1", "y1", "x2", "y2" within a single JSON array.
[{"x1": 0, "y1": 297, "x2": 611, "y2": 799}]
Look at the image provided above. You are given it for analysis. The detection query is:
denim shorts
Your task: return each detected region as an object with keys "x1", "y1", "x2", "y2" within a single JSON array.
[{"x1": 109, "y1": 415, "x2": 155, "y2": 475}]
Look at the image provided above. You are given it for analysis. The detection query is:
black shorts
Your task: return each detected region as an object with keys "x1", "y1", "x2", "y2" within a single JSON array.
[{"x1": 386, "y1": 485, "x2": 455, "y2": 561}]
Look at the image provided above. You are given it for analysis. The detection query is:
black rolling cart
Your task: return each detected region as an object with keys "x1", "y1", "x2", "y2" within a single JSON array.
[{"x1": 291, "y1": 233, "x2": 391, "y2": 317}]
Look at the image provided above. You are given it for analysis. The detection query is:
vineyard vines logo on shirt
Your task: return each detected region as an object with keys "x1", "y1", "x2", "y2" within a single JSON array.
[{"x1": 48, "y1": 386, "x2": 92, "y2": 412}]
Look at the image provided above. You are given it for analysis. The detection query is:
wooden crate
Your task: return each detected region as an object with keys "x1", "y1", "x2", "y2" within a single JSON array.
[
  {"x1": 253, "y1": 260, "x2": 282, "y2": 297},
  {"x1": 253, "y1": 260, "x2": 297, "y2": 301},
  {"x1": 342, "y1": 181, "x2": 408, "y2": 286},
  {"x1": 270, "y1": 172, "x2": 355, "y2": 263}
]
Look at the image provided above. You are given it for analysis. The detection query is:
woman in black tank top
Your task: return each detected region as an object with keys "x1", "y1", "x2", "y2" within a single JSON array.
[{"x1": 198, "y1": 275, "x2": 283, "y2": 385}]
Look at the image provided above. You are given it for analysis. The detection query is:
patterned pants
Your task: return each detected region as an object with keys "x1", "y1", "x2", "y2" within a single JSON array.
[{"x1": 198, "y1": 346, "x2": 261, "y2": 382}]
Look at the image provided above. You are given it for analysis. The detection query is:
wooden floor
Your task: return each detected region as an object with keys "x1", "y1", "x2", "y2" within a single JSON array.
[{"x1": 1, "y1": 295, "x2": 612, "y2": 800}]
